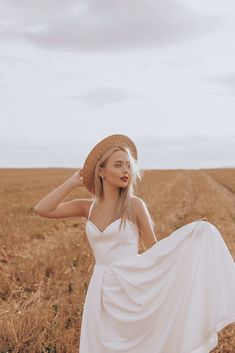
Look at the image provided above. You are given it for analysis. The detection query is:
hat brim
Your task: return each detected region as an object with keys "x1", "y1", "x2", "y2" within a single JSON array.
[{"x1": 82, "y1": 134, "x2": 137, "y2": 194}]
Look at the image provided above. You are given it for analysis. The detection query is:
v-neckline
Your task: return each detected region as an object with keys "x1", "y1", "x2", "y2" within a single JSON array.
[
  {"x1": 87, "y1": 199, "x2": 121, "y2": 234},
  {"x1": 87, "y1": 218, "x2": 122, "y2": 234},
  {"x1": 86, "y1": 200, "x2": 136, "y2": 234}
]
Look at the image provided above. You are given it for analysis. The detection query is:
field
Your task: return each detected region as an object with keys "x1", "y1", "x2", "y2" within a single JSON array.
[{"x1": 0, "y1": 167, "x2": 235, "y2": 352}]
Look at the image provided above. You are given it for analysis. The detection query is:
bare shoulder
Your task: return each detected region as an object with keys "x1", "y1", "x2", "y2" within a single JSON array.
[
  {"x1": 130, "y1": 196, "x2": 152, "y2": 224},
  {"x1": 130, "y1": 196, "x2": 148, "y2": 216},
  {"x1": 131, "y1": 196, "x2": 158, "y2": 249}
]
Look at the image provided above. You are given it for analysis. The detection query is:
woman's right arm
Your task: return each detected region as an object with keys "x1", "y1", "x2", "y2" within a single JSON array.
[{"x1": 34, "y1": 168, "x2": 87, "y2": 218}]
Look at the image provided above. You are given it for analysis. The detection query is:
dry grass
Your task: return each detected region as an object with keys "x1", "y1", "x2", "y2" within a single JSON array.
[{"x1": 0, "y1": 167, "x2": 234, "y2": 352}]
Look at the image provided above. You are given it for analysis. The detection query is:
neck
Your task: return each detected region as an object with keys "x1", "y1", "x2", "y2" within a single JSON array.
[{"x1": 100, "y1": 185, "x2": 120, "y2": 206}]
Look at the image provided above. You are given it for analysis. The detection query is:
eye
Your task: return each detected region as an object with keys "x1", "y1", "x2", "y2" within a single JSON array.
[{"x1": 115, "y1": 163, "x2": 131, "y2": 168}]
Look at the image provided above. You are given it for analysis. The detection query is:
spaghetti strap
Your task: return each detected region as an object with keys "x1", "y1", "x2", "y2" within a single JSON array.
[{"x1": 87, "y1": 199, "x2": 96, "y2": 220}]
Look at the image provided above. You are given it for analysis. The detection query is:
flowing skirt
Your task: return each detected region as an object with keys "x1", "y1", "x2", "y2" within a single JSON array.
[{"x1": 79, "y1": 220, "x2": 235, "y2": 353}]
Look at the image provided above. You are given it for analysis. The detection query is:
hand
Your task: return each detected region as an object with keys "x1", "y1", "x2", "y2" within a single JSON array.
[
  {"x1": 69, "y1": 168, "x2": 84, "y2": 187},
  {"x1": 194, "y1": 217, "x2": 208, "y2": 222}
]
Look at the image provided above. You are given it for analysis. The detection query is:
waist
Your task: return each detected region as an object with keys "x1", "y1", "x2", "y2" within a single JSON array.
[{"x1": 94, "y1": 253, "x2": 140, "y2": 268}]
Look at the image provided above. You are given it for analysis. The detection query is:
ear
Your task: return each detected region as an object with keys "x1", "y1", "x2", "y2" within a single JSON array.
[{"x1": 98, "y1": 170, "x2": 104, "y2": 179}]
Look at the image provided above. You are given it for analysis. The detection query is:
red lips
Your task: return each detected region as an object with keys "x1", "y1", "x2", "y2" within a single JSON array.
[{"x1": 121, "y1": 177, "x2": 128, "y2": 181}]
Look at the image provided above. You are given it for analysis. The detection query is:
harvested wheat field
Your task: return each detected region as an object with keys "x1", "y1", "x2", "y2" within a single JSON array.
[{"x1": 0, "y1": 167, "x2": 235, "y2": 353}]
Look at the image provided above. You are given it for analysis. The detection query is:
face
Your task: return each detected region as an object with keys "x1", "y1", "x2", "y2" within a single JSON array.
[{"x1": 99, "y1": 150, "x2": 131, "y2": 189}]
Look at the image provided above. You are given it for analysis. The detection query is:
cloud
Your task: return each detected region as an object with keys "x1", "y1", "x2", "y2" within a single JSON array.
[
  {"x1": 66, "y1": 86, "x2": 135, "y2": 106},
  {"x1": 0, "y1": 0, "x2": 217, "y2": 52},
  {"x1": 205, "y1": 73, "x2": 235, "y2": 96},
  {"x1": 135, "y1": 132, "x2": 235, "y2": 168}
]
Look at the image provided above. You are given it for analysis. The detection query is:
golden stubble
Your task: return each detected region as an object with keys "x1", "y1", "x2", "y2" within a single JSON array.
[{"x1": 0, "y1": 167, "x2": 234, "y2": 352}]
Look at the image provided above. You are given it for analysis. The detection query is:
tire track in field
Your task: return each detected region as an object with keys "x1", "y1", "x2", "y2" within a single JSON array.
[
  {"x1": 142, "y1": 170, "x2": 195, "y2": 236},
  {"x1": 190, "y1": 170, "x2": 235, "y2": 222},
  {"x1": 143, "y1": 170, "x2": 235, "y2": 256},
  {"x1": 189, "y1": 170, "x2": 235, "y2": 255},
  {"x1": 157, "y1": 170, "x2": 196, "y2": 231},
  {"x1": 205, "y1": 171, "x2": 235, "y2": 221}
]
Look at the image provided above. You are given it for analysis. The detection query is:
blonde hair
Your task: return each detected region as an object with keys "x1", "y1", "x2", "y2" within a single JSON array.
[{"x1": 91, "y1": 146, "x2": 143, "y2": 231}]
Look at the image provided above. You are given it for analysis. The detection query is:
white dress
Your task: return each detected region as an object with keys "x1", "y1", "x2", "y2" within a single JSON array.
[{"x1": 79, "y1": 200, "x2": 235, "y2": 353}]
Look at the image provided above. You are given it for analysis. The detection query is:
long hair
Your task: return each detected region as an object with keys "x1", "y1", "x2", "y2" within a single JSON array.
[{"x1": 91, "y1": 146, "x2": 143, "y2": 231}]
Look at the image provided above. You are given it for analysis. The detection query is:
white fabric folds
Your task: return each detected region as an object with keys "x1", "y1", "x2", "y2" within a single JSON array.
[{"x1": 79, "y1": 205, "x2": 235, "y2": 353}]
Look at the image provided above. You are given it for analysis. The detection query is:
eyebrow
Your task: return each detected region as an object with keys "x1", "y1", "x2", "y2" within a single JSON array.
[{"x1": 114, "y1": 161, "x2": 130, "y2": 164}]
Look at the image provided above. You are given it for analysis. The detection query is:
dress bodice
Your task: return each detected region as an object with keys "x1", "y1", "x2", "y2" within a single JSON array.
[{"x1": 85, "y1": 200, "x2": 139, "y2": 266}]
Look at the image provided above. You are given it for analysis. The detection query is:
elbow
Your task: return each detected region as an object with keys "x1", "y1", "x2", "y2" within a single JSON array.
[
  {"x1": 34, "y1": 206, "x2": 47, "y2": 217},
  {"x1": 34, "y1": 205, "x2": 39, "y2": 213},
  {"x1": 34, "y1": 207, "x2": 43, "y2": 216},
  {"x1": 34, "y1": 206, "x2": 55, "y2": 218}
]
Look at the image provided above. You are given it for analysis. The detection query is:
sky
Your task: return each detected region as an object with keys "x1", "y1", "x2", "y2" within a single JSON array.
[{"x1": 0, "y1": 0, "x2": 235, "y2": 169}]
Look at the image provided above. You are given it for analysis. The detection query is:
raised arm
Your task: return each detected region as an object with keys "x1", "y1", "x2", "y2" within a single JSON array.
[{"x1": 34, "y1": 168, "x2": 87, "y2": 218}]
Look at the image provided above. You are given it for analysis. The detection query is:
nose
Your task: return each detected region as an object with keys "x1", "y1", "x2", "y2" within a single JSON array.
[{"x1": 122, "y1": 166, "x2": 129, "y2": 174}]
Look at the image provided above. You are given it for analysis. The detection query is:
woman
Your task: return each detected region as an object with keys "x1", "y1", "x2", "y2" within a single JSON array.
[{"x1": 34, "y1": 134, "x2": 235, "y2": 353}]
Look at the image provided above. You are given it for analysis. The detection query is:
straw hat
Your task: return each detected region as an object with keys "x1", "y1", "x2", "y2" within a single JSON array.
[{"x1": 82, "y1": 134, "x2": 138, "y2": 194}]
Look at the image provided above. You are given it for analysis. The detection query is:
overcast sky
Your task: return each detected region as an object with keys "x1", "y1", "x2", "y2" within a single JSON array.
[{"x1": 0, "y1": 0, "x2": 234, "y2": 169}]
